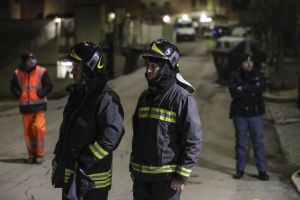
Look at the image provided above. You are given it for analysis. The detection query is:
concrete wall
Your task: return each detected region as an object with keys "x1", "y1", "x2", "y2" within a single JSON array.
[
  {"x1": 44, "y1": 0, "x2": 67, "y2": 17},
  {"x1": 74, "y1": 5, "x2": 105, "y2": 43}
]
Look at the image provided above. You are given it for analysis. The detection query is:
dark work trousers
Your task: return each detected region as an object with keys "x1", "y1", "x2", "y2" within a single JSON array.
[
  {"x1": 133, "y1": 179, "x2": 181, "y2": 200},
  {"x1": 233, "y1": 116, "x2": 267, "y2": 172},
  {"x1": 62, "y1": 188, "x2": 108, "y2": 200}
]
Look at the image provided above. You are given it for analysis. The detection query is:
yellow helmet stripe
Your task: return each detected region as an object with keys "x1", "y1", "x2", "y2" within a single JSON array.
[
  {"x1": 151, "y1": 43, "x2": 165, "y2": 56},
  {"x1": 97, "y1": 58, "x2": 104, "y2": 69},
  {"x1": 69, "y1": 49, "x2": 82, "y2": 61}
]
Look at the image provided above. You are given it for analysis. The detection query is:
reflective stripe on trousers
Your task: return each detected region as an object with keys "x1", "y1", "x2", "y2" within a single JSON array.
[{"x1": 22, "y1": 111, "x2": 46, "y2": 157}]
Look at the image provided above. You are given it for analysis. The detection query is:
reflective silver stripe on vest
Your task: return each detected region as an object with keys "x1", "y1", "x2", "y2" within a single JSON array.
[
  {"x1": 22, "y1": 85, "x2": 39, "y2": 90},
  {"x1": 19, "y1": 99, "x2": 47, "y2": 106},
  {"x1": 37, "y1": 66, "x2": 43, "y2": 90},
  {"x1": 138, "y1": 107, "x2": 177, "y2": 123}
]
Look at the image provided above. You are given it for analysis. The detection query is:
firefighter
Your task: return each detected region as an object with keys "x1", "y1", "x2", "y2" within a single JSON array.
[
  {"x1": 51, "y1": 42, "x2": 125, "y2": 200},
  {"x1": 10, "y1": 51, "x2": 53, "y2": 164},
  {"x1": 130, "y1": 39, "x2": 203, "y2": 200}
]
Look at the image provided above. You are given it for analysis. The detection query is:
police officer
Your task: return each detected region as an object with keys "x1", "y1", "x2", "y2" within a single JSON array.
[
  {"x1": 130, "y1": 39, "x2": 203, "y2": 200},
  {"x1": 229, "y1": 52, "x2": 269, "y2": 181},
  {"x1": 52, "y1": 42, "x2": 125, "y2": 199}
]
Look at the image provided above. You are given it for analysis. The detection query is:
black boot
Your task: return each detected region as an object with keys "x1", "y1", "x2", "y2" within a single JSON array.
[
  {"x1": 233, "y1": 170, "x2": 244, "y2": 179},
  {"x1": 258, "y1": 171, "x2": 269, "y2": 181}
]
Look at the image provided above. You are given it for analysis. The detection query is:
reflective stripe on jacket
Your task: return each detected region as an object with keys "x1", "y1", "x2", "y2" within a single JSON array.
[
  {"x1": 14, "y1": 65, "x2": 47, "y2": 111},
  {"x1": 130, "y1": 83, "x2": 203, "y2": 183}
]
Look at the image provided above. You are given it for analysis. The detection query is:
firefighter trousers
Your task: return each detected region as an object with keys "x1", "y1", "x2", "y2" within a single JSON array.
[
  {"x1": 22, "y1": 111, "x2": 46, "y2": 158},
  {"x1": 133, "y1": 179, "x2": 181, "y2": 200}
]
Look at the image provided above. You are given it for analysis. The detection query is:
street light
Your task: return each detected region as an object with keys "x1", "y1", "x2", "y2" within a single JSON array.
[
  {"x1": 163, "y1": 15, "x2": 171, "y2": 24},
  {"x1": 54, "y1": 17, "x2": 62, "y2": 23},
  {"x1": 108, "y1": 12, "x2": 116, "y2": 22},
  {"x1": 182, "y1": 14, "x2": 189, "y2": 21},
  {"x1": 200, "y1": 13, "x2": 212, "y2": 23}
]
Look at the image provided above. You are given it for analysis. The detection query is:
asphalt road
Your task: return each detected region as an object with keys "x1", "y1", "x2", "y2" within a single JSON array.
[{"x1": 0, "y1": 40, "x2": 298, "y2": 200}]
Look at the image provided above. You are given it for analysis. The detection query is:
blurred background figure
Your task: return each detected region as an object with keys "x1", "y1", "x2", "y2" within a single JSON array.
[
  {"x1": 10, "y1": 51, "x2": 53, "y2": 164},
  {"x1": 228, "y1": 53, "x2": 269, "y2": 181}
]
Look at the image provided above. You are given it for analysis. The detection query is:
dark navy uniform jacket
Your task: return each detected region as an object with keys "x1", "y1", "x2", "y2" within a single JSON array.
[
  {"x1": 229, "y1": 68, "x2": 267, "y2": 118},
  {"x1": 130, "y1": 83, "x2": 203, "y2": 183}
]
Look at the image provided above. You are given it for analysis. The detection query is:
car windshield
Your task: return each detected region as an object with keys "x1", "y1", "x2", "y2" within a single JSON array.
[{"x1": 176, "y1": 23, "x2": 193, "y2": 28}]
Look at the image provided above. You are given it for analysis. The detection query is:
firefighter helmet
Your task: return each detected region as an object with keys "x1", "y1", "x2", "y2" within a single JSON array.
[
  {"x1": 141, "y1": 39, "x2": 180, "y2": 71},
  {"x1": 65, "y1": 41, "x2": 104, "y2": 75}
]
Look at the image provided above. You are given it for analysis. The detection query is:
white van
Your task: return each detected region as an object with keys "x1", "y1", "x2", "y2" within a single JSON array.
[{"x1": 175, "y1": 22, "x2": 196, "y2": 41}]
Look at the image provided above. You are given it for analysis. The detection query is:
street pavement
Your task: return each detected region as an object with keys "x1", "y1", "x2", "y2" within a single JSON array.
[{"x1": 0, "y1": 40, "x2": 299, "y2": 200}]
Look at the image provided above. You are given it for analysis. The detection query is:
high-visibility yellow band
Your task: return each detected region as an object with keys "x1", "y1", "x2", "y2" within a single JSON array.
[
  {"x1": 138, "y1": 113, "x2": 176, "y2": 123},
  {"x1": 94, "y1": 178, "x2": 112, "y2": 188},
  {"x1": 87, "y1": 170, "x2": 112, "y2": 189},
  {"x1": 97, "y1": 58, "x2": 104, "y2": 69},
  {"x1": 176, "y1": 166, "x2": 192, "y2": 177},
  {"x1": 131, "y1": 162, "x2": 192, "y2": 177},
  {"x1": 89, "y1": 170, "x2": 112, "y2": 181},
  {"x1": 64, "y1": 169, "x2": 74, "y2": 183},
  {"x1": 175, "y1": 170, "x2": 190, "y2": 177},
  {"x1": 151, "y1": 43, "x2": 165, "y2": 56},
  {"x1": 178, "y1": 166, "x2": 191, "y2": 173},
  {"x1": 69, "y1": 49, "x2": 82, "y2": 61},
  {"x1": 94, "y1": 142, "x2": 109, "y2": 156},
  {"x1": 139, "y1": 107, "x2": 176, "y2": 116},
  {"x1": 89, "y1": 142, "x2": 109, "y2": 160},
  {"x1": 130, "y1": 161, "x2": 177, "y2": 174},
  {"x1": 89, "y1": 145, "x2": 103, "y2": 159},
  {"x1": 138, "y1": 107, "x2": 177, "y2": 123}
]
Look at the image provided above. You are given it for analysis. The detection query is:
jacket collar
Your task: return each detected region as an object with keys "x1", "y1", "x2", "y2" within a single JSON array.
[{"x1": 66, "y1": 77, "x2": 107, "y2": 98}]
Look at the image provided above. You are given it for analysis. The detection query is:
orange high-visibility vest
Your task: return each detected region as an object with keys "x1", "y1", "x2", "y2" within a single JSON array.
[{"x1": 14, "y1": 65, "x2": 47, "y2": 106}]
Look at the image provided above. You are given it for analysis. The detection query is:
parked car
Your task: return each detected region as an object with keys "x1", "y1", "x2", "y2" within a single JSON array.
[
  {"x1": 210, "y1": 25, "x2": 231, "y2": 38},
  {"x1": 175, "y1": 22, "x2": 196, "y2": 41}
]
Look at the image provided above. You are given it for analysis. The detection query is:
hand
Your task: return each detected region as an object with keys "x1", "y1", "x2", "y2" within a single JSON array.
[{"x1": 170, "y1": 179, "x2": 184, "y2": 191}]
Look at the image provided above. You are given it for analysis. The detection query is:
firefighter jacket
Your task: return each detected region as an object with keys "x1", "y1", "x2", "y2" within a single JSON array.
[
  {"x1": 10, "y1": 64, "x2": 53, "y2": 114},
  {"x1": 52, "y1": 78, "x2": 125, "y2": 192},
  {"x1": 229, "y1": 67, "x2": 267, "y2": 118},
  {"x1": 130, "y1": 83, "x2": 203, "y2": 183}
]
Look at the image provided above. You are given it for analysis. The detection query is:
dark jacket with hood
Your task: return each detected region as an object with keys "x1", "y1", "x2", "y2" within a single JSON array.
[
  {"x1": 130, "y1": 64, "x2": 203, "y2": 183},
  {"x1": 229, "y1": 67, "x2": 266, "y2": 118},
  {"x1": 52, "y1": 78, "x2": 124, "y2": 195},
  {"x1": 10, "y1": 64, "x2": 53, "y2": 113}
]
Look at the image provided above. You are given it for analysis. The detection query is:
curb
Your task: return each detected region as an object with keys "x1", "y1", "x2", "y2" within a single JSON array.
[{"x1": 291, "y1": 169, "x2": 300, "y2": 194}]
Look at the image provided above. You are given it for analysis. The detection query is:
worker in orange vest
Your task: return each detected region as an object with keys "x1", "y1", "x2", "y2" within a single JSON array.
[{"x1": 10, "y1": 52, "x2": 53, "y2": 164}]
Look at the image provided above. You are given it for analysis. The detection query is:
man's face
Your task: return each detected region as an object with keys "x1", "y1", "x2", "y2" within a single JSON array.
[
  {"x1": 241, "y1": 57, "x2": 253, "y2": 72},
  {"x1": 146, "y1": 62, "x2": 160, "y2": 80},
  {"x1": 25, "y1": 57, "x2": 35, "y2": 68},
  {"x1": 71, "y1": 62, "x2": 84, "y2": 84}
]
